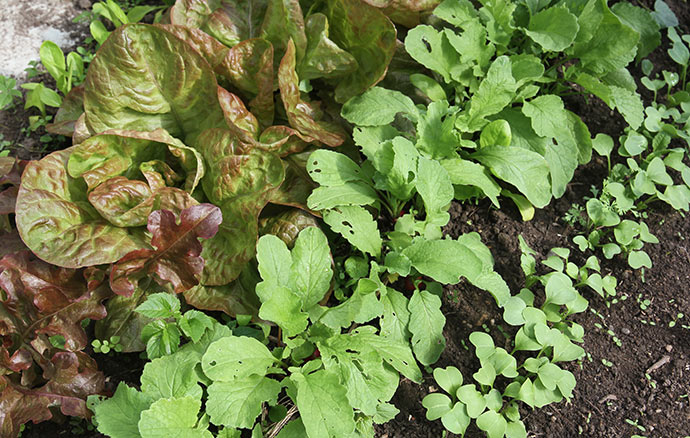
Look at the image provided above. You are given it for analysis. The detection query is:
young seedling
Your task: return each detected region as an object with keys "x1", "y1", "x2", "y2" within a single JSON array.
[
  {"x1": 135, "y1": 292, "x2": 214, "y2": 359},
  {"x1": 0, "y1": 75, "x2": 22, "y2": 110},
  {"x1": 39, "y1": 41, "x2": 85, "y2": 95},
  {"x1": 91, "y1": 336, "x2": 123, "y2": 354}
]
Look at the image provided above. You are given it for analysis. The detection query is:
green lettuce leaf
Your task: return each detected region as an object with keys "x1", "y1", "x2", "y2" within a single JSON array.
[
  {"x1": 170, "y1": 0, "x2": 268, "y2": 47},
  {"x1": 84, "y1": 24, "x2": 227, "y2": 145},
  {"x1": 322, "y1": 0, "x2": 397, "y2": 103},
  {"x1": 16, "y1": 149, "x2": 148, "y2": 268},
  {"x1": 299, "y1": 13, "x2": 357, "y2": 81},
  {"x1": 194, "y1": 128, "x2": 284, "y2": 285},
  {"x1": 278, "y1": 40, "x2": 346, "y2": 147}
]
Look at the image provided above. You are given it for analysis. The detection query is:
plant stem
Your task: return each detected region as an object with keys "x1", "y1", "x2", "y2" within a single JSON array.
[{"x1": 267, "y1": 405, "x2": 299, "y2": 438}]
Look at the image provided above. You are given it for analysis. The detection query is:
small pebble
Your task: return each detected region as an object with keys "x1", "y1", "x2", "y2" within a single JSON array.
[
  {"x1": 665, "y1": 345, "x2": 673, "y2": 352},
  {"x1": 622, "y1": 328, "x2": 631, "y2": 335}
]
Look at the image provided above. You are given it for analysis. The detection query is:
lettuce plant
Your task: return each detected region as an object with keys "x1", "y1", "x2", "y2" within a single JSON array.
[
  {"x1": 3, "y1": 2, "x2": 402, "y2": 432},
  {"x1": 0, "y1": 252, "x2": 109, "y2": 437},
  {"x1": 29, "y1": 0, "x2": 401, "y2": 309}
]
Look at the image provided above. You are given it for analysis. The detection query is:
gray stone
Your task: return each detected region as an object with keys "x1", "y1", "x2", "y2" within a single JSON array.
[{"x1": 0, "y1": 0, "x2": 88, "y2": 78}]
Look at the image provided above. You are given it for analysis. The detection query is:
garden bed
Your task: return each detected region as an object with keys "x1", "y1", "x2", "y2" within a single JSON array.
[{"x1": 2, "y1": 0, "x2": 689, "y2": 437}]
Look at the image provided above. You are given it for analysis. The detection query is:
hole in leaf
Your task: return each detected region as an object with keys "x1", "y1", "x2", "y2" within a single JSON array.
[{"x1": 422, "y1": 37, "x2": 432, "y2": 53}]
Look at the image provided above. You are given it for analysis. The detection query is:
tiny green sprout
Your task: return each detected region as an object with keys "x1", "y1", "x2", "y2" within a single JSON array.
[
  {"x1": 644, "y1": 373, "x2": 657, "y2": 389},
  {"x1": 669, "y1": 313, "x2": 684, "y2": 328},
  {"x1": 601, "y1": 359, "x2": 613, "y2": 367},
  {"x1": 663, "y1": 70, "x2": 680, "y2": 94},
  {"x1": 637, "y1": 294, "x2": 651, "y2": 311},
  {"x1": 625, "y1": 418, "x2": 646, "y2": 432},
  {"x1": 641, "y1": 59, "x2": 654, "y2": 77},
  {"x1": 91, "y1": 336, "x2": 123, "y2": 354}
]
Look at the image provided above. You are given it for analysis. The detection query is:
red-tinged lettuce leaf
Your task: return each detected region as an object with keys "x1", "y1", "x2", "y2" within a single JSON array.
[
  {"x1": 83, "y1": 24, "x2": 227, "y2": 145},
  {"x1": 361, "y1": 0, "x2": 439, "y2": 12},
  {"x1": 220, "y1": 38, "x2": 275, "y2": 127},
  {"x1": 140, "y1": 160, "x2": 185, "y2": 190},
  {"x1": 38, "y1": 352, "x2": 104, "y2": 416},
  {"x1": 68, "y1": 129, "x2": 205, "y2": 193},
  {"x1": 298, "y1": 13, "x2": 357, "y2": 81},
  {"x1": 72, "y1": 114, "x2": 92, "y2": 145},
  {"x1": 321, "y1": 0, "x2": 397, "y2": 103},
  {"x1": 258, "y1": 125, "x2": 311, "y2": 157},
  {"x1": 170, "y1": 0, "x2": 268, "y2": 47},
  {"x1": 110, "y1": 204, "x2": 222, "y2": 297},
  {"x1": 0, "y1": 351, "x2": 104, "y2": 438},
  {"x1": 46, "y1": 85, "x2": 85, "y2": 137},
  {"x1": 0, "y1": 159, "x2": 24, "y2": 250},
  {"x1": 278, "y1": 40, "x2": 346, "y2": 147},
  {"x1": 192, "y1": 128, "x2": 284, "y2": 285},
  {"x1": 15, "y1": 149, "x2": 149, "y2": 268},
  {"x1": 67, "y1": 133, "x2": 165, "y2": 191},
  {"x1": 259, "y1": 0, "x2": 307, "y2": 63},
  {"x1": 0, "y1": 187, "x2": 17, "y2": 216},
  {"x1": 87, "y1": 176, "x2": 198, "y2": 228},
  {"x1": 267, "y1": 151, "x2": 317, "y2": 210},
  {"x1": 156, "y1": 24, "x2": 230, "y2": 72},
  {"x1": 0, "y1": 377, "x2": 52, "y2": 438},
  {"x1": 217, "y1": 86, "x2": 260, "y2": 142},
  {"x1": 200, "y1": 199, "x2": 264, "y2": 286},
  {"x1": 196, "y1": 128, "x2": 284, "y2": 207},
  {"x1": 0, "y1": 233, "x2": 26, "y2": 259},
  {"x1": 0, "y1": 251, "x2": 111, "y2": 351},
  {"x1": 183, "y1": 265, "x2": 261, "y2": 317},
  {"x1": 0, "y1": 157, "x2": 26, "y2": 187},
  {"x1": 258, "y1": 208, "x2": 318, "y2": 248}
]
